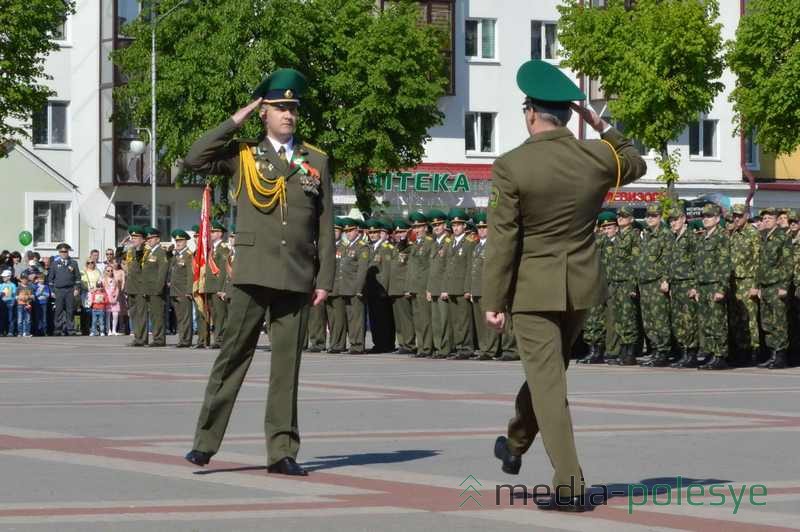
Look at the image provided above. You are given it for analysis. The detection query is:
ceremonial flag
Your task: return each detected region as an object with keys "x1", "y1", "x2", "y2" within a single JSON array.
[{"x1": 193, "y1": 185, "x2": 219, "y2": 317}]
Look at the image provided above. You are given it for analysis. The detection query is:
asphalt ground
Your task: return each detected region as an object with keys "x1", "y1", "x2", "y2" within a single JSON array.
[{"x1": 1, "y1": 334, "x2": 798, "y2": 531}]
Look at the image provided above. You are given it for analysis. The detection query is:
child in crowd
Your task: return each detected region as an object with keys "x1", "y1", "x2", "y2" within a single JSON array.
[
  {"x1": 0, "y1": 270, "x2": 17, "y2": 336},
  {"x1": 16, "y1": 276, "x2": 34, "y2": 337},
  {"x1": 34, "y1": 273, "x2": 52, "y2": 336},
  {"x1": 89, "y1": 282, "x2": 107, "y2": 336},
  {"x1": 102, "y1": 265, "x2": 120, "y2": 335}
]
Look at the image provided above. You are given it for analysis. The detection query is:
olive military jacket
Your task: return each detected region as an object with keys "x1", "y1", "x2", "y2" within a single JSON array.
[
  {"x1": 757, "y1": 227, "x2": 792, "y2": 288},
  {"x1": 141, "y1": 244, "x2": 170, "y2": 296},
  {"x1": 466, "y1": 238, "x2": 487, "y2": 297},
  {"x1": 200, "y1": 242, "x2": 230, "y2": 294},
  {"x1": 426, "y1": 235, "x2": 451, "y2": 295},
  {"x1": 183, "y1": 118, "x2": 335, "y2": 294},
  {"x1": 637, "y1": 225, "x2": 671, "y2": 284},
  {"x1": 694, "y1": 226, "x2": 731, "y2": 290},
  {"x1": 405, "y1": 234, "x2": 434, "y2": 295},
  {"x1": 124, "y1": 245, "x2": 144, "y2": 295},
  {"x1": 330, "y1": 239, "x2": 346, "y2": 296},
  {"x1": 387, "y1": 240, "x2": 412, "y2": 297},
  {"x1": 169, "y1": 248, "x2": 194, "y2": 297},
  {"x1": 335, "y1": 240, "x2": 369, "y2": 297},
  {"x1": 366, "y1": 240, "x2": 393, "y2": 298},
  {"x1": 444, "y1": 234, "x2": 475, "y2": 295},
  {"x1": 483, "y1": 127, "x2": 647, "y2": 312}
]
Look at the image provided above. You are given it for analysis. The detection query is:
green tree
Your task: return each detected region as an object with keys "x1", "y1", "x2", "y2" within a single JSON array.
[
  {"x1": 557, "y1": 0, "x2": 725, "y2": 195},
  {"x1": 0, "y1": 0, "x2": 75, "y2": 148},
  {"x1": 113, "y1": 0, "x2": 446, "y2": 211},
  {"x1": 728, "y1": 0, "x2": 800, "y2": 156}
]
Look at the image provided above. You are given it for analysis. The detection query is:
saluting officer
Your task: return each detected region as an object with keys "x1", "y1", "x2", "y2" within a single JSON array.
[
  {"x1": 47, "y1": 242, "x2": 81, "y2": 336},
  {"x1": 140, "y1": 226, "x2": 170, "y2": 347},
  {"x1": 170, "y1": 229, "x2": 194, "y2": 347}
]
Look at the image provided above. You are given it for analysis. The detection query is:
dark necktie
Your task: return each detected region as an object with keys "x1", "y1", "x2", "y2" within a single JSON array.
[{"x1": 278, "y1": 145, "x2": 287, "y2": 163}]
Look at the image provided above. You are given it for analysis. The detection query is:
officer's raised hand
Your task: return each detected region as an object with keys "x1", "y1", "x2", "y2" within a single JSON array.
[{"x1": 231, "y1": 97, "x2": 264, "y2": 126}]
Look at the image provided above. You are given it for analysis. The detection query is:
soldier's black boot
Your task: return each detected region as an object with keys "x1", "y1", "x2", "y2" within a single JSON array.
[
  {"x1": 768, "y1": 350, "x2": 788, "y2": 369},
  {"x1": 671, "y1": 348, "x2": 698, "y2": 368},
  {"x1": 620, "y1": 344, "x2": 637, "y2": 366},
  {"x1": 757, "y1": 351, "x2": 776, "y2": 368},
  {"x1": 699, "y1": 355, "x2": 728, "y2": 370},
  {"x1": 749, "y1": 349, "x2": 761, "y2": 367},
  {"x1": 578, "y1": 344, "x2": 604, "y2": 364},
  {"x1": 641, "y1": 350, "x2": 670, "y2": 367}
]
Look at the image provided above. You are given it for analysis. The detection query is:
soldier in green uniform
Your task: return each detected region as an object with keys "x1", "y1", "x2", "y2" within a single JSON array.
[
  {"x1": 183, "y1": 69, "x2": 335, "y2": 476},
  {"x1": 124, "y1": 226, "x2": 146, "y2": 346},
  {"x1": 666, "y1": 207, "x2": 700, "y2": 368},
  {"x1": 169, "y1": 229, "x2": 194, "y2": 347},
  {"x1": 606, "y1": 206, "x2": 641, "y2": 365},
  {"x1": 338, "y1": 218, "x2": 369, "y2": 354},
  {"x1": 325, "y1": 217, "x2": 348, "y2": 353},
  {"x1": 365, "y1": 219, "x2": 395, "y2": 352},
  {"x1": 196, "y1": 222, "x2": 230, "y2": 349},
  {"x1": 405, "y1": 212, "x2": 434, "y2": 357},
  {"x1": 443, "y1": 208, "x2": 476, "y2": 359},
  {"x1": 637, "y1": 204, "x2": 673, "y2": 367},
  {"x1": 485, "y1": 60, "x2": 646, "y2": 510},
  {"x1": 467, "y1": 212, "x2": 500, "y2": 360},
  {"x1": 388, "y1": 220, "x2": 415, "y2": 354},
  {"x1": 728, "y1": 204, "x2": 761, "y2": 366},
  {"x1": 139, "y1": 226, "x2": 170, "y2": 347},
  {"x1": 754, "y1": 208, "x2": 791, "y2": 369},
  {"x1": 578, "y1": 212, "x2": 616, "y2": 364},
  {"x1": 306, "y1": 283, "x2": 328, "y2": 352},
  {"x1": 695, "y1": 203, "x2": 732, "y2": 370},
  {"x1": 427, "y1": 210, "x2": 453, "y2": 358}
]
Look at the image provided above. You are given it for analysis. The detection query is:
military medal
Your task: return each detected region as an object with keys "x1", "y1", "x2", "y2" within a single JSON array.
[{"x1": 290, "y1": 152, "x2": 320, "y2": 196}]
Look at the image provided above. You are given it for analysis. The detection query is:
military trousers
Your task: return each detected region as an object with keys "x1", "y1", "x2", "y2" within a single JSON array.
[
  {"x1": 211, "y1": 294, "x2": 228, "y2": 346},
  {"x1": 697, "y1": 283, "x2": 728, "y2": 358},
  {"x1": 343, "y1": 295, "x2": 365, "y2": 352},
  {"x1": 431, "y1": 295, "x2": 453, "y2": 356},
  {"x1": 759, "y1": 285, "x2": 789, "y2": 352},
  {"x1": 669, "y1": 280, "x2": 698, "y2": 350},
  {"x1": 53, "y1": 286, "x2": 76, "y2": 334},
  {"x1": 172, "y1": 295, "x2": 193, "y2": 346},
  {"x1": 196, "y1": 295, "x2": 211, "y2": 346},
  {"x1": 143, "y1": 293, "x2": 166, "y2": 345},
  {"x1": 325, "y1": 296, "x2": 347, "y2": 351},
  {"x1": 638, "y1": 280, "x2": 671, "y2": 353},
  {"x1": 367, "y1": 294, "x2": 395, "y2": 351},
  {"x1": 391, "y1": 295, "x2": 415, "y2": 351},
  {"x1": 411, "y1": 294, "x2": 433, "y2": 356},
  {"x1": 307, "y1": 301, "x2": 327, "y2": 350},
  {"x1": 193, "y1": 284, "x2": 309, "y2": 466},
  {"x1": 448, "y1": 295, "x2": 474, "y2": 353},
  {"x1": 582, "y1": 303, "x2": 606, "y2": 346},
  {"x1": 471, "y1": 296, "x2": 499, "y2": 356},
  {"x1": 127, "y1": 293, "x2": 148, "y2": 345},
  {"x1": 730, "y1": 277, "x2": 760, "y2": 352},
  {"x1": 608, "y1": 280, "x2": 639, "y2": 345},
  {"x1": 507, "y1": 310, "x2": 586, "y2": 497}
]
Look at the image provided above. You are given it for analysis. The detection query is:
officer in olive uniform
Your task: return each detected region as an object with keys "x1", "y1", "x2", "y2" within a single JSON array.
[
  {"x1": 728, "y1": 204, "x2": 761, "y2": 366},
  {"x1": 485, "y1": 60, "x2": 646, "y2": 509},
  {"x1": 337, "y1": 218, "x2": 369, "y2": 354},
  {"x1": 325, "y1": 217, "x2": 348, "y2": 353},
  {"x1": 183, "y1": 69, "x2": 335, "y2": 476},
  {"x1": 170, "y1": 229, "x2": 194, "y2": 347},
  {"x1": 405, "y1": 212, "x2": 435, "y2": 357},
  {"x1": 47, "y1": 242, "x2": 81, "y2": 336},
  {"x1": 139, "y1": 226, "x2": 170, "y2": 347},
  {"x1": 466, "y1": 212, "x2": 500, "y2": 360},
  {"x1": 637, "y1": 204, "x2": 673, "y2": 367},
  {"x1": 427, "y1": 210, "x2": 453, "y2": 358},
  {"x1": 754, "y1": 208, "x2": 791, "y2": 369},
  {"x1": 695, "y1": 203, "x2": 732, "y2": 370},
  {"x1": 365, "y1": 219, "x2": 395, "y2": 352},
  {"x1": 444, "y1": 208, "x2": 476, "y2": 359},
  {"x1": 124, "y1": 226, "x2": 146, "y2": 346},
  {"x1": 666, "y1": 206, "x2": 701, "y2": 368},
  {"x1": 306, "y1": 274, "x2": 328, "y2": 352},
  {"x1": 196, "y1": 222, "x2": 230, "y2": 349},
  {"x1": 388, "y1": 220, "x2": 415, "y2": 354},
  {"x1": 607, "y1": 206, "x2": 641, "y2": 365}
]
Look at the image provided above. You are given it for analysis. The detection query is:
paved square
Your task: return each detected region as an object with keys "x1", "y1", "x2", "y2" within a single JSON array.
[{"x1": 1, "y1": 336, "x2": 798, "y2": 531}]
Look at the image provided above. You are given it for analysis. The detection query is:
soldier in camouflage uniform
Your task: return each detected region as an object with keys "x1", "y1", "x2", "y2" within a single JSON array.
[
  {"x1": 579, "y1": 211, "x2": 615, "y2": 364},
  {"x1": 754, "y1": 208, "x2": 791, "y2": 369},
  {"x1": 666, "y1": 207, "x2": 700, "y2": 368},
  {"x1": 426, "y1": 210, "x2": 453, "y2": 359},
  {"x1": 405, "y1": 212, "x2": 434, "y2": 358},
  {"x1": 695, "y1": 203, "x2": 732, "y2": 370},
  {"x1": 607, "y1": 206, "x2": 640, "y2": 365},
  {"x1": 728, "y1": 204, "x2": 761, "y2": 366},
  {"x1": 637, "y1": 204, "x2": 673, "y2": 367}
]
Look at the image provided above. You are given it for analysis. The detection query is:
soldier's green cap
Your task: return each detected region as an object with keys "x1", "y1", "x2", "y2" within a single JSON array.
[
  {"x1": 378, "y1": 218, "x2": 393, "y2": 231},
  {"x1": 667, "y1": 206, "x2": 686, "y2": 220},
  {"x1": 516, "y1": 60, "x2": 586, "y2": 103},
  {"x1": 333, "y1": 217, "x2": 345, "y2": 229},
  {"x1": 448, "y1": 207, "x2": 468, "y2": 223},
  {"x1": 356, "y1": 219, "x2": 367, "y2": 230},
  {"x1": 701, "y1": 203, "x2": 721, "y2": 216},
  {"x1": 759, "y1": 207, "x2": 778, "y2": 217},
  {"x1": 474, "y1": 212, "x2": 488, "y2": 227},
  {"x1": 229, "y1": 224, "x2": 236, "y2": 235},
  {"x1": 191, "y1": 224, "x2": 200, "y2": 233},
  {"x1": 211, "y1": 221, "x2": 227, "y2": 232},
  {"x1": 597, "y1": 211, "x2": 617, "y2": 226},
  {"x1": 364, "y1": 218, "x2": 382, "y2": 232},
  {"x1": 731, "y1": 204, "x2": 748, "y2": 216},
  {"x1": 392, "y1": 219, "x2": 410, "y2": 231},
  {"x1": 427, "y1": 209, "x2": 449, "y2": 224},
  {"x1": 171, "y1": 229, "x2": 190, "y2": 241},
  {"x1": 645, "y1": 204, "x2": 662, "y2": 217},
  {"x1": 342, "y1": 218, "x2": 359, "y2": 231},
  {"x1": 617, "y1": 206, "x2": 634, "y2": 218},
  {"x1": 689, "y1": 219, "x2": 705, "y2": 231},
  {"x1": 144, "y1": 226, "x2": 160, "y2": 237},
  {"x1": 466, "y1": 221, "x2": 476, "y2": 233},
  {"x1": 409, "y1": 212, "x2": 428, "y2": 226},
  {"x1": 252, "y1": 68, "x2": 307, "y2": 105},
  {"x1": 788, "y1": 209, "x2": 798, "y2": 221},
  {"x1": 56, "y1": 242, "x2": 72, "y2": 251},
  {"x1": 128, "y1": 225, "x2": 145, "y2": 237}
]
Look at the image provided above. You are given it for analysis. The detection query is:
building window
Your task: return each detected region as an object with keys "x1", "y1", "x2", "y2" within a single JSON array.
[
  {"x1": 117, "y1": 0, "x2": 141, "y2": 38},
  {"x1": 115, "y1": 202, "x2": 173, "y2": 238},
  {"x1": 689, "y1": 117, "x2": 718, "y2": 158},
  {"x1": 531, "y1": 21, "x2": 559, "y2": 61},
  {"x1": 465, "y1": 19, "x2": 496, "y2": 60},
  {"x1": 51, "y1": 16, "x2": 68, "y2": 41},
  {"x1": 33, "y1": 201, "x2": 68, "y2": 245},
  {"x1": 32, "y1": 102, "x2": 68, "y2": 146},
  {"x1": 745, "y1": 128, "x2": 759, "y2": 170},
  {"x1": 465, "y1": 112, "x2": 495, "y2": 154}
]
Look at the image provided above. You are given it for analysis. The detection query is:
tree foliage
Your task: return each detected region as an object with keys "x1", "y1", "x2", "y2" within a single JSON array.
[
  {"x1": 113, "y1": 0, "x2": 447, "y2": 211},
  {"x1": 0, "y1": 0, "x2": 75, "y2": 147},
  {"x1": 728, "y1": 0, "x2": 800, "y2": 156},
  {"x1": 557, "y1": 0, "x2": 725, "y2": 190}
]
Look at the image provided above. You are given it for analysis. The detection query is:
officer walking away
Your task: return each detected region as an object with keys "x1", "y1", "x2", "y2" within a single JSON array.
[{"x1": 47, "y1": 242, "x2": 81, "y2": 336}]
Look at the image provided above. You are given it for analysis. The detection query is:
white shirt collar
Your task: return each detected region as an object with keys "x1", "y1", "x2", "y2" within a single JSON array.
[
  {"x1": 479, "y1": 238, "x2": 486, "y2": 245},
  {"x1": 436, "y1": 234, "x2": 446, "y2": 244},
  {"x1": 454, "y1": 234, "x2": 465, "y2": 245},
  {"x1": 267, "y1": 136, "x2": 294, "y2": 162}
]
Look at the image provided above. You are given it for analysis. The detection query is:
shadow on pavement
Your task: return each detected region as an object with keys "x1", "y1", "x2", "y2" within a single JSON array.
[{"x1": 303, "y1": 449, "x2": 441, "y2": 472}]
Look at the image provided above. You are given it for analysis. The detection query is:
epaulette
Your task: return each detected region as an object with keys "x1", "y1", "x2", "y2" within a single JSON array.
[
  {"x1": 444, "y1": 237, "x2": 452, "y2": 243},
  {"x1": 302, "y1": 141, "x2": 327, "y2": 156},
  {"x1": 382, "y1": 242, "x2": 394, "y2": 249},
  {"x1": 220, "y1": 242, "x2": 230, "y2": 249},
  {"x1": 425, "y1": 235, "x2": 433, "y2": 241}
]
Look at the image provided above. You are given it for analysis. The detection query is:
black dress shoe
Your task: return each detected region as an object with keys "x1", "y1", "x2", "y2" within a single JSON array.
[
  {"x1": 414, "y1": 352, "x2": 432, "y2": 358},
  {"x1": 175, "y1": 343, "x2": 190, "y2": 348},
  {"x1": 326, "y1": 348, "x2": 344, "y2": 354},
  {"x1": 698, "y1": 356, "x2": 728, "y2": 370},
  {"x1": 146, "y1": 342, "x2": 166, "y2": 348},
  {"x1": 184, "y1": 449, "x2": 213, "y2": 466},
  {"x1": 307, "y1": 346, "x2": 323, "y2": 353},
  {"x1": 210, "y1": 343, "x2": 222, "y2": 349},
  {"x1": 499, "y1": 352, "x2": 520, "y2": 361},
  {"x1": 266, "y1": 457, "x2": 308, "y2": 476},
  {"x1": 494, "y1": 436, "x2": 522, "y2": 475},
  {"x1": 347, "y1": 349, "x2": 365, "y2": 355}
]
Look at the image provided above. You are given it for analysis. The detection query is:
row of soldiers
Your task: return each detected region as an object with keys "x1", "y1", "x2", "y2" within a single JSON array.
[
  {"x1": 309, "y1": 208, "x2": 518, "y2": 360},
  {"x1": 579, "y1": 202, "x2": 798, "y2": 370}
]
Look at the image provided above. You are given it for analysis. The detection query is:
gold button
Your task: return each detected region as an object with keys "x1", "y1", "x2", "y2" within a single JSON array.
[{"x1": 282, "y1": 221, "x2": 287, "y2": 226}]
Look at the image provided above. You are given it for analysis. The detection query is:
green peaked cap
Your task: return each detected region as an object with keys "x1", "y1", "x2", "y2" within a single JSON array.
[
  {"x1": 171, "y1": 229, "x2": 190, "y2": 240},
  {"x1": 253, "y1": 68, "x2": 308, "y2": 104},
  {"x1": 448, "y1": 207, "x2": 469, "y2": 223},
  {"x1": 473, "y1": 212, "x2": 488, "y2": 226},
  {"x1": 516, "y1": 60, "x2": 586, "y2": 102}
]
